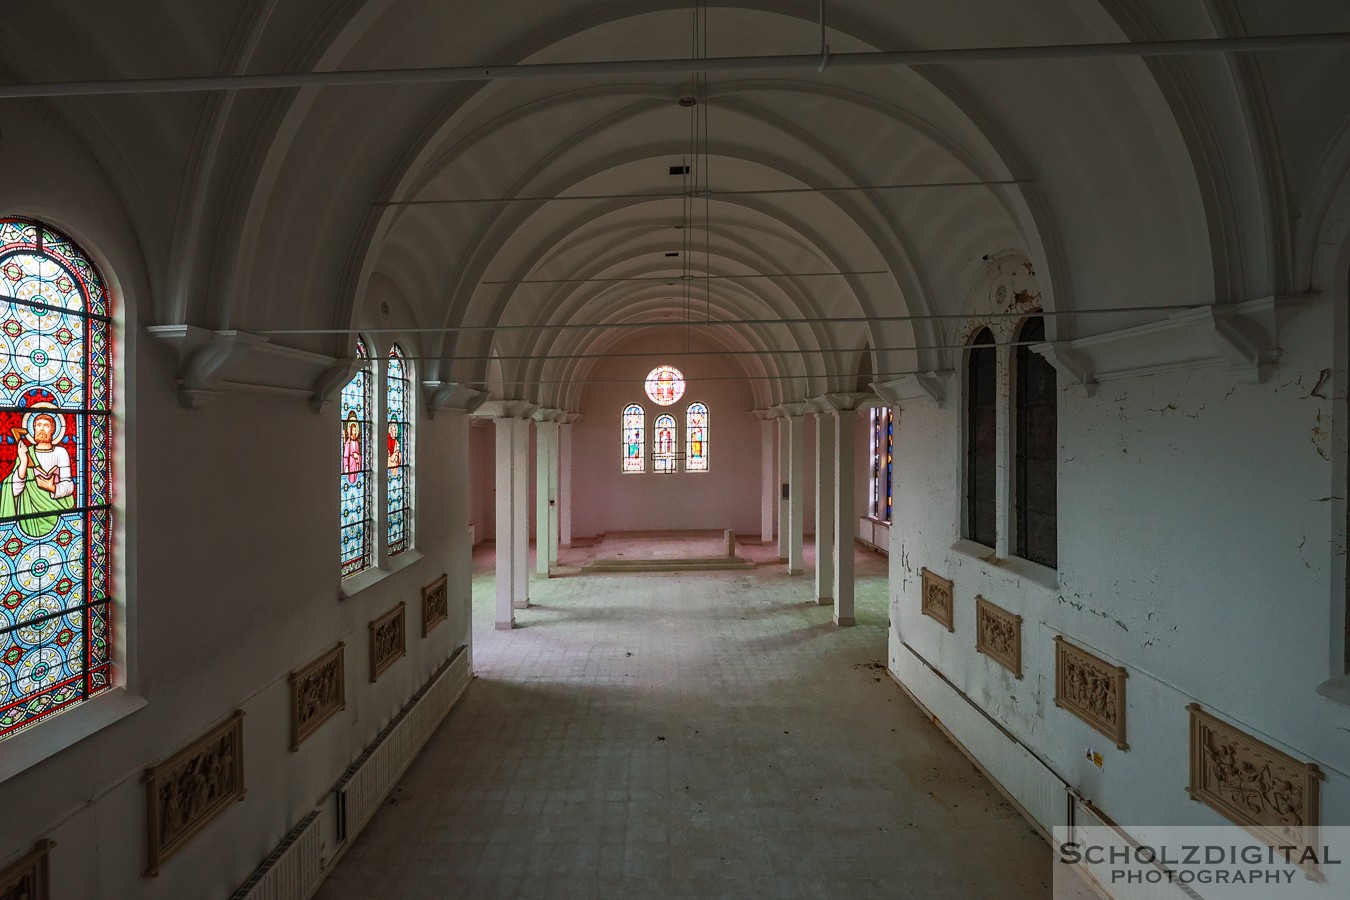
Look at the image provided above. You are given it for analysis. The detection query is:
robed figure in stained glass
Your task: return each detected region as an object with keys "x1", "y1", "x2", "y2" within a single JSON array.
[{"x1": 0, "y1": 402, "x2": 76, "y2": 538}]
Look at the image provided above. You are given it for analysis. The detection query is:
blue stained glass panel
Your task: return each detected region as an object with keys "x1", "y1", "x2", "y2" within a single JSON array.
[
  {"x1": 622, "y1": 405, "x2": 644, "y2": 473},
  {"x1": 385, "y1": 345, "x2": 411, "y2": 556},
  {"x1": 653, "y1": 414, "x2": 677, "y2": 474},
  {"x1": 685, "y1": 402, "x2": 708, "y2": 472}
]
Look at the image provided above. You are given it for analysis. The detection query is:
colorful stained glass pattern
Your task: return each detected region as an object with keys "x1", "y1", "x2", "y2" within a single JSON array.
[
  {"x1": 386, "y1": 344, "x2": 411, "y2": 557},
  {"x1": 685, "y1": 402, "x2": 708, "y2": 472},
  {"x1": 340, "y1": 338, "x2": 374, "y2": 577},
  {"x1": 871, "y1": 407, "x2": 894, "y2": 522},
  {"x1": 644, "y1": 365, "x2": 685, "y2": 406},
  {"x1": 622, "y1": 404, "x2": 645, "y2": 473},
  {"x1": 653, "y1": 414, "x2": 677, "y2": 474},
  {"x1": 0, "y1": 218, "x2": 113, "y2": 741}
]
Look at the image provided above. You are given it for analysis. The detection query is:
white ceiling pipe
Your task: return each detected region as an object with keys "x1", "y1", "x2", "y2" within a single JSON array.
[{"x1": 4, "y1": 34, "x2": 1349, "y2": 100}]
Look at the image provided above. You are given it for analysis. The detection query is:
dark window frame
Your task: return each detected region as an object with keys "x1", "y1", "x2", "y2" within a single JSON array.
[
  {"x1": 966, "y1": 328, "x2": 997, "y2": 548},
  {"x1": 1014, "y1": 316, "x2": 1057, "y2": 568}
]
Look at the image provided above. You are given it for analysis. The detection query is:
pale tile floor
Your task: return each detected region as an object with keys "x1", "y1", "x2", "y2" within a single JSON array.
[{"x1": 315, "y1": 539, "x2": 1053, "y2": 899}]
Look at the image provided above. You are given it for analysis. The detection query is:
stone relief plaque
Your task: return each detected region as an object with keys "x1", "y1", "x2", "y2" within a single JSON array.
[
  {"x1": 144, "y1": 711, "x2": 245, "y2": 877},
  {"x1": 920, "y1": 567, "x2": 954, "y2": 632},
  {"x1": 1187, "y1": 704, "x2": 1323, "y2": 859},
  {"x1": 975, "y1": 596, "x2": 1022, "y2": 678},
  {"x1": 289, "y1": 643, "x2": 345, "y2": 752},
  {"x1": 1053, "y1": 637, "x2": 1127, "y2": 750},
  {"x1": 422, "y1": 573, "x2": 448, "y2": 638},
  {"x1": 0, "y1": 840, "x2": 53, "y2": 900},
  {"x1": 369, "y1": 602, "x2": 407, "y2": 682}
]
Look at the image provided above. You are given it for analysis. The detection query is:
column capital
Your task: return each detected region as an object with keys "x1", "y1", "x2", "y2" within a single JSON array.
[
  {"x1": 871, "y1": 372, "x2": 953, "y2": 409},
  {"x1": 473, "y1": 399, "x2": 539, "y2": 419},
  {"x1": 560, "y1": 411, "x2": 582, "y2": 424},
  {"x1": 771, "y1": 402, "x2": 810, "y2": 418},
  {"x1": 748, "y1": 408, "x2": 777, "y2": 420},
  {"x1": 809, "y1": 392, "x2": 875, "y2": 414},
  {"x1": 423, "y1": 381, "x2": 486, "y2": 418},
  {"x1": 531, "y1": 407, "x2": 565, "y2": 423}
]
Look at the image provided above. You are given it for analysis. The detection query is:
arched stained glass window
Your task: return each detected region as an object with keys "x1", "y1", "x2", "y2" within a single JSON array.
[
  {"x1": 0, "y1": 218, "x2": 113, "y2": 739},
  {"x1": 685, "y1": 402, "x2": 708, "y2": 472},
  {"x1": 386, "y1": 344, "x2": 411, "y2": 557},
  {"x1": 653, "y1": 414, "x2": 677, "y2": 474},
  {"x1": 1015, "y1": 317, "x2": 1057, "y2": 568},
  {"x1": 340, "y1": 338, "x2": 374, "y2": 577},
  {"x1": 966, "y1": 329, "x2": 997, "y2": 548},
  {"x1": 622, "y1": 404, "x2": 645, "y2": 473}
]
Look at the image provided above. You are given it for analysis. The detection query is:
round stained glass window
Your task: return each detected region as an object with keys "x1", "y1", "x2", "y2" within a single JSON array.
[{"x1": 644, "y1": 365, "x2": 686, "y2": 406}]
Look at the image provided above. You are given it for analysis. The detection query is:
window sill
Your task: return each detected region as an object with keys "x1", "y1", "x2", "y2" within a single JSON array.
[
  {"x1": 949, "y1": 539, "x2": 1059, "y2": 592},
  {"x1": 1316, "y1": 676, "x2": 1350, "y2": 708},
  {"x1": 1, "y1": 687, "x2": 148, "y2": 783},
  {"x1": 339, "y1": 549, "x2": 425, "y2": 600}
]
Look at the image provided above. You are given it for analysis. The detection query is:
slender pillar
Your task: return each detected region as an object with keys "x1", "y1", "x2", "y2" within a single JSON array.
[
  {"x1": 833, "y1": 405, "x2": 861, "y2": 626},
  {"x1": 511, "y1": 418, "x2": 530, "y2": 607},
  {"x1": 559, "y1": 419, "x2": 574, "y2": 548},
  {"x1": 759, "y1": 417, "x2": 775, "y2": 544},
  {"x1": 548, "y1": 424, "x2": 560, "y2": 566},
  {"x1": 493, "y1": 417, "x2": 519, "y2": 630},
  {"x1": 425, "y1": 382, "x2": 485, "y2": 655},
  {"x1": 814, "y1": 411, "x2": 835, "y2": 604},
  {"x1": 535, "y1": 419, "x2": 559, "y2": 576},
  {"x1": 777, "y1": 416, "x2": 789, "y2": 560},
  {"x1": 786, "y1": 413, "x2": 806, "y2": 575}
]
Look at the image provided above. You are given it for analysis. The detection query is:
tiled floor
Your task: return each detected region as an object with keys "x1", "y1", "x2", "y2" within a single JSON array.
[{"x1": 315, "y1": 538, "x2": 1053, "y2": 899}]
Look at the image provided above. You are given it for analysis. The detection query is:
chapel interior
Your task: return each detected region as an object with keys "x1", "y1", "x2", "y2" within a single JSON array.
[{"x1": 1, "y1": 2, "x2": 1350, "y2": 899}]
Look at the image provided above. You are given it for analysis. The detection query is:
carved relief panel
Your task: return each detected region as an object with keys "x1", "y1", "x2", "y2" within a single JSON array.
[
  {"x1": 370, "y1": 602, "x2": 407, "y2": 682},
  {"x1": 1187, "y1": 704, "x2": 1322, "y2": 854},
  {"x1": 289, "y1": 643, "x2": 345, "y2": 751},
  {"x1": 1053, "y1": 637, "x2": 1127, "y2": 749},
  {"x1": 1, "y1": 840, "x2": 52, "y2": 900},
  {"x1": 144, "y1": 711, "x2": 245, "y2": 876},
  {"x1": 422, "y1": 573, "x2": 448, "y2": 637},
  {"x1": 975, "y1": 596, "x2": 1022, "y2": 678},
  {"x1": 920, "y1": 568, "x2": 954, "y2": 632}
]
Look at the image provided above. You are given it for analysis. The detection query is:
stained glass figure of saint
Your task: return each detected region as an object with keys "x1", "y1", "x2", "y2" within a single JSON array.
[
  {"x1": 622, "y1": 404, "x2": 645, "y2": 473},
  {"x1": 340, "y1": 338, "x2": 373, "y2": 576},
  {"x1": 0, "y1": 218, "x2": 113, "y2": 739},
  {"x1": 653, "y1": 414, "x2": 677, "y2": 474},
  {"x1": 644, "y1": 365, "x2": 685, "y2": 406},
  {"x1": 685, "y1": 402, "x2": 708, "y2": 472}
]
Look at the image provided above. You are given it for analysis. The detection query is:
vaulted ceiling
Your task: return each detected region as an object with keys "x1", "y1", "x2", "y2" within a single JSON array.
[{"x1": 3, "y1": 0, "x2": 1349, "y2": 411}]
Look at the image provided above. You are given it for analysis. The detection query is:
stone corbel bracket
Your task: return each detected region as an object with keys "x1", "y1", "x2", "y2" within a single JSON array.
[
  {"x1": 872, "y1": 372, "x2": 954, "y2": 409},
  {"x1": 808, "y1": 391, "x2": 876, "y2": 414},
  {"x1": 423, "y1": 381, "x2": 486, "y2": 418},
  {"x1": 1172, "y1": 304, "x2": 1276, "y2": 384},
  {"x1": 471, "y1": 399, "x2": 539, "y2": 420},
  {"x1": 771, "y1": 401, "x2": 811, "y2": 418},
  {"x1": 1031, "y1": 342, "x2": 1097, "y2": 396},
  {"x1": 147, "y1": 324, "x2": 344, "y2": 411},
  {"x1": 309, "y1": 358, "x2": 362, "y2": 414},
  {"x1": 560, "y1": 411, "x2": 581, "y2": 425},
  {"x1": 531, "y1": 407, "x2": 565, "y2": 423}
]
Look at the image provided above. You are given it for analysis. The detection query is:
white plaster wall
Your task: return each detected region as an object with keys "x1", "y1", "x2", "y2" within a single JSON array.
[
  {"x1": 888, "y1": 299, "x2": 1350, "y2": 834},
  {"x1": 570, "y1": 336, "x2": 769, "y2": 538}
]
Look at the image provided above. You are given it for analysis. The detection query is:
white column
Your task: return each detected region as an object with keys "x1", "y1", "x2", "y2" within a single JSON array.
[
  {"x1": 814, "y1": 411, "x2": 835, "y2": 604},
  {"x1": 787, "y1": 413, "x2": 806, "y2": 575},
  {"x1": 834, "y1": 408, "x2": 858, "y2": 626},
  {"x1": 777, "y1": 416, "x2": 789, "y2": 560},
  {"x1": 759, "y1": 417, "x2": 775, "y2": 544},
  {"x1": 535, "y1": 415, "x2": 560, "y2": 574},
  {"x1": 511, "y1": 417, "x2": 530, "y2": 607},
  {"x1": 493, "y1": 417, "x2": 518, "y2": 630},
  {"x1": 559, "y1": 420, "x2": 574, "y2": 548}
]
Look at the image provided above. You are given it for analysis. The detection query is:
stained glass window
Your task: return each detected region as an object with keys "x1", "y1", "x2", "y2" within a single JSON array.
[
  {"x1": 386, "y1": 344, "x2": 411, "y2": 557},
  {"x1": 340, "y1": 337, "x2": 374, "y2": 577},
  {"x1": 644, "y1": 365, "x2": 685, "y2": 406},
  {"x1": 870, "y1": 406, "x2": 893, "y2": 522},
  {"x1": 966, "y1": 329, "x2": 997, "y2": 547},
  {"x1": 685, "y1": 402, "x2": 708, "y2": 472},
  {"x1": 0, "y1": 218, "x2": 113, "y2": 740},
  {"x1": 1015, "y1": 317, "x2": 1057, "y2": 568},
  {"x1": 622, "y1": 404, "x2": 645, "y2": 473},
  {"x1": 653, "y1": 414, "x2": 677, "y2": 474}
]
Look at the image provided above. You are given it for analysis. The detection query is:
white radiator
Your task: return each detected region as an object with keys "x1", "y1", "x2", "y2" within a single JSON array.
[
  {"x1": 230, "y1": 810, "x2": 325, "y2": 900},
  {"x1": 335, "y1": 645, "x2": 471, "y2": 841}
]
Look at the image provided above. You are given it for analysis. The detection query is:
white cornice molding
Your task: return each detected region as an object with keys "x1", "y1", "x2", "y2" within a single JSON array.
[
  {"x1": 772, "y1": 401, "x2": 810, "y2": 418},
  {"x1": 1032, "y1": 296, "x2": 1296, "y2": 388},
  {"x1": 808, "y1": 392, "x2": 877, "y2": 414},
  {"x1": 872, "y1": 372, "x2": 953, "y2": 409},
  {"x1": 147, "y1": 325, "x2": 346, "y2": 411},
  {"x1": 423, "y1": 381, "x2": 486, "y2": 417},
  {"x1": 471, "y1": 399, "x2": 538, "y2": 420}
]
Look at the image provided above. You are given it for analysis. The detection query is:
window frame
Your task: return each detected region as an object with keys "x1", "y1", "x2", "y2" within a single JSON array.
[
  {"x1": 340, "y1": 336, "x2": 376, "y2": 580},
  {"x1": 964, "y1": 328, "x2": 998, "y2": 549},
  {"x1": 385, "y1": 343, "x2": 413, "y2": 559},
  {"x1": 1013, "y1": 316, "x2": 1057, "y2": 569},
  {"x1": 685, "y1": 401, "x2": 709, "y2": 472},
  {"x1": 653, "y1": 413, "x2": 678, "y2": 474},
  {"x1": 622, "y1": 403, "x2": 645, "y2": 473}
]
